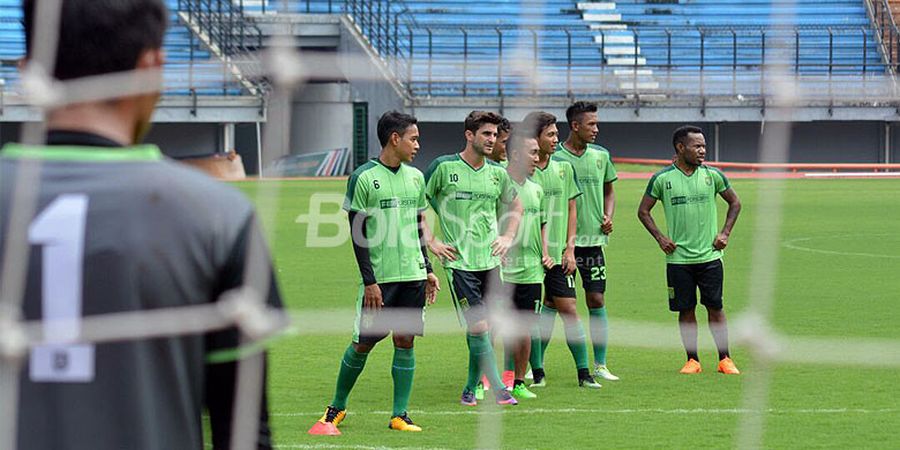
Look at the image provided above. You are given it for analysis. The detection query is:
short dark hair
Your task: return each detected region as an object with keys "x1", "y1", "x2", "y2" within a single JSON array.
[
  {"x1": 464, "y1": 111, "x2": 503, "y2": 134},
  {"x1": 377, "y1": 110, "x2": 418, "y2": 147},
  {"x1": 24, "y1": 0, "x2": 168, "y2": 81},
  {"x1": 506, "y1": 131, "x2": 533, "y2": 160},
  {"x1": 498, "y1": 117, "x2": 511, "y2": 135},
  {"x1": 672, "y1": 125, "x2": 704, "y2": 150},
  {"x1": 565, "y1": 101, "x2": 598, "y2": 124},
  {"x1": 521, "y1": 111, "x2": 557, "y2": 139}
]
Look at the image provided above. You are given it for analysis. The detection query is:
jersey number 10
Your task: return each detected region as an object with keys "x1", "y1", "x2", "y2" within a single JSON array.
[{"x1": 28, "y1": 194, "x2": 94, "y2": 383}]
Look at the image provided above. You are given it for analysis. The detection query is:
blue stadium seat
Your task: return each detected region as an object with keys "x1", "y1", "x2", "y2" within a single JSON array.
[
  {"x1": 291, "y1": 0, "x2": 886, "y2": 97},
  {"x1": 0, "y1": 0, "x2": 248, "y2": 97}
]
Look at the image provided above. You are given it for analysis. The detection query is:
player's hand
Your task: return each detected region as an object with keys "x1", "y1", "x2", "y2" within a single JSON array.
[
  {"x1": 363, "y1": 283, "x2": 383, "y2": 310},
  {"x1": 561, "y1": 248, "x2": 577, "y2": 275},
  {"x1": 428, "y1": 239, "x2": 458, "y2": 262},
  {"x1": 491, "y1": 235, "x2": 513, "y2": 258},
  {"x1": 542, "y1": 255, "x2": 554, "y2": 269},
  {"x1": 601, "y1": 214, "x2": 613, "y2": 235},
  {"x1": 713, "y1": 232, "x2": 729, "y2": 250},
  {"x1": 657, "y1": 235, "x2": 677, "y2": 254},
  {"x1": 425, "y1": 273, "x2": 440, "y2": 305}
]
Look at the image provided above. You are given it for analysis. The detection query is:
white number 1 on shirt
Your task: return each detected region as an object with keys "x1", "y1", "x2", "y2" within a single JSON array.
[{"x1": 27, "y1": 194, "x2": 94, "y2": 383}]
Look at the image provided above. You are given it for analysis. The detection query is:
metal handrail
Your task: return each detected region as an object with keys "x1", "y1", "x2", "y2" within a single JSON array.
[
  {"x1": 177, "y1": 0, "x2": 269, "y2": 96},
  {"x1": 345, "y1": 0, "x2": 417, "y2": 90},
  {"x1": 864, "y1": 0, "x2": 900, "y2": 71}
]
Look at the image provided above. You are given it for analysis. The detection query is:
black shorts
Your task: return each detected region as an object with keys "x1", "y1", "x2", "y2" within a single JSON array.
[
  {"x1": 353, "y1": 280, "x2": 426, "y2": 345},
  {"x1": 508, "y1": 283, "x2": 543, "y2": 313},
  {"x1": 447, "y1": 268, "x2": 503, "y2": 326},
  {"x1": 543, "y1": 264, "x2": 577, "y2": 299},
  {"x1": 574, "y1": 246, "x2": 607, "y2": 293},
  {"x1": 666, "y1": 259, "x2": 724, "y2": 312}
]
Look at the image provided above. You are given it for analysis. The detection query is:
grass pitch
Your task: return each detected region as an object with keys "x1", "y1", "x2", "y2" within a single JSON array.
[{"x1": 234, "y1": 177, "x2": 900, "y2": 449}]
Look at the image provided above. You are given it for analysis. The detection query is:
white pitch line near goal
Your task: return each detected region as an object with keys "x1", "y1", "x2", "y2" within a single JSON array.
[{"x1": 271, "y1": 407, "x2": 899, "y2": 417}]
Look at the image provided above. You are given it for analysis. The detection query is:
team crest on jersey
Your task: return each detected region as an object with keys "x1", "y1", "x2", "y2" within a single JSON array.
[
  {"x1": 412, "y1": 177, "x2": 421, "y2": 187},
  {"x1": 705, "y1": 176, "x2": 712, "y2": 186},
  {"x1": 596, "y1": 159, "x2": 603, "y2": 169},
  {"x1": 490, "y1": 173, "x2": 501, "y2": 185},
  {"x1": 558, "y1": 169, "x2": 565, "y2": 179}
]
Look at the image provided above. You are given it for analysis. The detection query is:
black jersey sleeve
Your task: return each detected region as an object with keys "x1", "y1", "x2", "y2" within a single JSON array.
[
  {"x1": 348, "y1": 210, "x2": 377, "y2": 285},
  {"x1": 205, "y1": 212, "x2": 282, "y2": 450}
]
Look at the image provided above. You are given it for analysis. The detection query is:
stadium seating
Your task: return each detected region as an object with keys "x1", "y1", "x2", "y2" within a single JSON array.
[
  {"x1": 0, "y1": 0, "x2": 248, "y2": 96},
  {"x1": 283, "y1": 0, "x2": 885, "y2": 98}
]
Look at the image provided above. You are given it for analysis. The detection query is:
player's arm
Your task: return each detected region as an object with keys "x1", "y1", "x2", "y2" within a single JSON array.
[
  {"x1": 562, "y1": 198, "x2": 577, "y2": 274},
  {"x1": 421, "y1": 213, "x2": 458, "y2": 262},
  {"x1": 714, "y1": 188, "x2": 742, "y2": 250},
  {"x1": 637, "y1": 194, "x2": 676, "y2": 254},
  {"x1": 602, "y1": 181, "x2": 615, "y2": 234},
  {"x1": 348, "y1": 210, "x2": 383, "y2": 310},
  {"x1": 418, "y1": 212, "x2": 440, "y2": 304},
  {"x1": 541, "y1": 222, "x2": 553, "y2": 269},
  {"x1": 207, "y1": 214, "x2": 285, "y2": 450},
  {"x1": 493, "y1": 196, "x2": 522, "y2": 258}
]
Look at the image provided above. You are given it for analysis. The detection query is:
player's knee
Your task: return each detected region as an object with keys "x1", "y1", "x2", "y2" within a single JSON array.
[
  {"x1": 353, "y1": 342, "x2": 375, "y2": 353},
  {"x1": 587, "y1": 292, "x2": 605, "y2": 308},
  {"x1": 677, "y1": 308, "x2": 697, "y2": 321},
  {"x1": 468, "y1": 320, "x2": 490, "y2": 334},
  {"x1": 392, "y1": 335, "x2": 415, "y2": 349}
]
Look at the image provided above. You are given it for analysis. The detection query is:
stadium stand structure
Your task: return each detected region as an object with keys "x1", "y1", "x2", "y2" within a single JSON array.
[
  {"x1": 0, "y1": 0, "x2": 262, "y2": 99},
  {"x1": 238, "y1": 0, "x2": 889, "y2": 101}
]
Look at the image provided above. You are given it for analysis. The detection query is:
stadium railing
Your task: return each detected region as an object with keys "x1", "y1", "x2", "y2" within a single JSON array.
[
  {"x1": 176, "y1": 0, "x2": 270, "y2": 97},
  {"x1": 401, "y1": 25, "x2": 886, "y2": 99},
  {"x1": 866, "y1": 0, "x2": 900, "y2": 72}
]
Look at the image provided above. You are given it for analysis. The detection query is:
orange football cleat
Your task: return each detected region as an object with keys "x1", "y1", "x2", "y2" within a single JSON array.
[
  {"x1": 717, "y1": 357, "x2": 740, "y2": 375},
  {"x1": 679, "y1": 358, "x2": 702, "y2": 374}
]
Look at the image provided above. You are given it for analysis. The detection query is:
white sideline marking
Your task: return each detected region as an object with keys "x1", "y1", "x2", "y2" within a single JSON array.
[
  {"x1": 782, "y1": 236, "x2": 900, "y2": 259},
  {"x1": 274, "y1": 407, "x2": 898, "y2": 417},
  {"x1": 804, "y1": 172, "x2": 900, "y2": 178}
]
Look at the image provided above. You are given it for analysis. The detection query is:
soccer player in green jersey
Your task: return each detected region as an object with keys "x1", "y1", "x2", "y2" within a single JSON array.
[
  {"x1": 522, "y1": 112, "x2": 602, "y2": 388},
  {"x1": 554, "y1": 102, "x2": 620, "y2": 381},
  {"x1": 423, "y1": 111, "x2": 523, "y2": 406},
  {"x1": 638, "y1": 125, "x2": 742, "y2": 375},
  {"x1": 488, "y1": 117, "x2": 510, "y2": 166},
  {"x1": 500, "y1": 133, "x2": 547, "y2": 399},
  {"x1": 312, "y1": 111, "x2": 441, "y2": 435}
]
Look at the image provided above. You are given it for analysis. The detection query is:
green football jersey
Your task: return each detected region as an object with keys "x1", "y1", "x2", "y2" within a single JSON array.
[
  {"x1": 344, "y1": 159, "x2": 428, "y2": 283},
  {"x1": 553, "y1": 143, "x2": 617, "y2": 247},
  {"x1": 424, "y1": 154, "x2": 517, "y2": 271},
  {"x1": 501, "y1": 177, "x2": 545, "y2": 284},
  {"x1": 646, "y1": 164, "x2": 731, "y2": 264},
  {"x1": 530, "y1": 158, "x2": 581, "y2": 265}
]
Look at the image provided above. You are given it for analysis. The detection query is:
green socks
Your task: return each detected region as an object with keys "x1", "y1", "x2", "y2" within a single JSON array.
[
  {"x1": 563, "y1": 321, "x2": 590, "y2": 370},
  {"x1": 331, "y1": 345, "x2": 369, "y2": 410},
  {"x1": 391, "y1": 347, "x2": 416, "y2": 416},
  {"x1": 589, "y1": 307, "x2": 609, "y2": 366},
  {"x1": 528, "y1": 323, "x2": 543, "y2": 370},
  {"x1": 503, "y1": 343, "x2": 515, "y2": 372},
  {"x1": 465, "y1": 332, "x2": 504, "y2": 391},
  {"x1": 538, "y1": 305, "x2": 558, "y2": 364}
]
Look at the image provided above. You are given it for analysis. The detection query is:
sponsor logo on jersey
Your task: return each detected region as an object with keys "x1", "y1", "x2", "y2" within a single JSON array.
[
  {"x1": 455, "y1": 191, "x2": 496, "y2": 201},
  {"x1": 670, "y1": 195, "x2": 708, "y2": 205},
  {"x1": 380, "y1": 197, "x2": 418, "y2": 209}
]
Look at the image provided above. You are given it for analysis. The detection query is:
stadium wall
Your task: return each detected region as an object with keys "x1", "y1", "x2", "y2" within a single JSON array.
[{"x1": 410, "y1": 120, "x2": 893, "y2": 169}]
